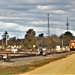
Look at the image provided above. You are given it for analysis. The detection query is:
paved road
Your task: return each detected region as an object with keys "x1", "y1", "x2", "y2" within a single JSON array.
[{"x1": 20, "y1": 54, "x2": 75, "y2": 75}]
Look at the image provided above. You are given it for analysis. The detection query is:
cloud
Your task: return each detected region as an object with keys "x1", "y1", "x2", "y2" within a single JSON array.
[
  {"x1": 0, "y1": 0, "x2": 74, "y2": 39},
  {"x1": 51, "y1": 10, "x2": 66, "y2": 14},
  {"x1": 37, "y1": 5, "x2": 54, "y2": 10},
  {"x1": 30, "y1": 21, "x2": 47, "y2": 25}
]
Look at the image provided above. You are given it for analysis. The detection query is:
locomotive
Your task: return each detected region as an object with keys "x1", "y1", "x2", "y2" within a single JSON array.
[{"x1": 69, "y1": 40, "x2": 75, "y2": 50}]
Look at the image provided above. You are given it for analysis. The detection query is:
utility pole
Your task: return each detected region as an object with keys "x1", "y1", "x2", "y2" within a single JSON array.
[
  {"x1": 66, "y1": 17, "x2": 69, "y2": 31},
  {"x1": 2, "y1": 35, "x2": 4, "y2": 49},
  {"x1": 47, "y1": 14, "x2": 50, "y2": 36},
  {"x1": 5, "y1": 31, "x2": 8, "y2": 45}
]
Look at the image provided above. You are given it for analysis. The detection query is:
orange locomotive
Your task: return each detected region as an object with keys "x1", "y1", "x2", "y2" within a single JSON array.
[{"x1": 69, "y1": 40, "x2": 75, "y2": 50}]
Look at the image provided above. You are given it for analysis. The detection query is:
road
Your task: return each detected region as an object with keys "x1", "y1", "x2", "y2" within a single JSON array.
[{"x1": 20, "y1": 53, "x2": 75, "y2": 75}]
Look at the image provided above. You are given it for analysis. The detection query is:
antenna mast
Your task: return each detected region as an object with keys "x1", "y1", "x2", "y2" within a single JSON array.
[
  {"x1": 66, "y1": 17, "x2": 69, "y2": 31},
  {"x1": 47, "y1": 14, "x2": 50, "y2": 36}
]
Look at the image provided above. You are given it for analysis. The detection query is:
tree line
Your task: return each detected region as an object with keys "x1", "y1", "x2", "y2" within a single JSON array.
[
  {"x1": 21, "y1": 29, "x2": 75, "y2": 51},
  {"x1": 0, "y1": 29, "x2": 74, "y2": 51}
]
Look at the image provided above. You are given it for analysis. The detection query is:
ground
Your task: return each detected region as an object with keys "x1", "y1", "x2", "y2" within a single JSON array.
[{"x1": 19, "y1": 54, "x2": 75, "y2": 75}]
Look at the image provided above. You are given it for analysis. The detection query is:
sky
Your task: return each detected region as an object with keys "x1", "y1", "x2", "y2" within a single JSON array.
[{"x1": 0, "y1": 0, "x2": 75, "y2": 39}]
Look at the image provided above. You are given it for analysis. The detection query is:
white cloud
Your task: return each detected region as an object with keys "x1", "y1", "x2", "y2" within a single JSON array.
[
  {"x1": 69, "y1": 30, "x2": 75, "y2": 36},
  {"x1": 30, "y1": 20, "x2": 64, "y2": 25},
  {"x1": 0, "y1": 21, "x2": 26, "y2": 32},
  {"x1": 0, "y1": 16, "x2": 34, "y2": 21},
  {"x1": 0, "y1": 0, "x2": 74, "y2": 39},
  {"x1": 37, "y1": 5, "x2": 54, "y2": 10},
  {"x1": 51, "y1": 10, "x2": 66, "y2": 14},
  {"x1": 30, "y1": 21, "x2": 47, "y2": 25}
]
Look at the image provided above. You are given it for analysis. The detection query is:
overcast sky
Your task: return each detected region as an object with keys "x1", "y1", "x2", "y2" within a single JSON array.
[{"x1": 0, "y1": 0, "x2": 75, "y2": 39}]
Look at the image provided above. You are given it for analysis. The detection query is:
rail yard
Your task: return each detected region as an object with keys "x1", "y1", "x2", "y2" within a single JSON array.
[{"x1": 0, "y1": 50, "x2": 74, "y2": 67}]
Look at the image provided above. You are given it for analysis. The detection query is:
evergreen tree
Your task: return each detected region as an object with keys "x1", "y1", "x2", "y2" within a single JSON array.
[{"x1": 22, "y1": 29, "x2": 36, "y2": 50}]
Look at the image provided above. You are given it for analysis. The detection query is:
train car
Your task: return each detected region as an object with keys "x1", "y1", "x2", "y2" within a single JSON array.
[{"x1": 69, "y1": 40, "x2": 75, "y2": 51}]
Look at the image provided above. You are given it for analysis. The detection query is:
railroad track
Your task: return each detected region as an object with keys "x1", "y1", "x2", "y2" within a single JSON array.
[
  {"x1": 0, "y1": 50, "x2": 74, "y2": 67},
  {"x1": 0, "y1": 50, "x2": 74, "y2": 59}
]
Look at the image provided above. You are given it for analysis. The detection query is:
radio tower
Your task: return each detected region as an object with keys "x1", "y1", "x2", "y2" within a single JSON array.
[
  {"x1": 66, "y1": 17, "x2": 69, "y2": 31},
  {"x1": 47, "y1": 14, "x2": 50, "y2": 36}
]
